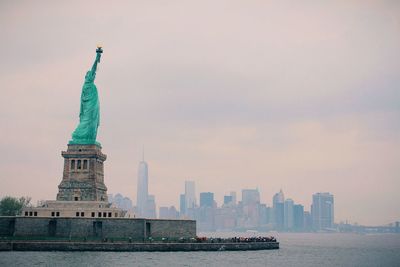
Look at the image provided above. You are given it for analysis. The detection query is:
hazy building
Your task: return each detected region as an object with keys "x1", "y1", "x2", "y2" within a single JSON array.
[
  {"x1": 258, "y1": 203, "x2": 269, "y2": 226},
  {"x1": 241, "y1": 189, "x2": 261, "y2": 228},
  {"x1": 273, "y1": 189, "x2": 285, "y2": 204},
  {"x1": 179, "y1": 193, "x2": 186, "y2": 216},
  {"x1": 224, "y1": 195, "x2": 233, "y2": 205},
  {"x1": 197, "y1": 192, "x2": 216, "y2": 231},
  {"x1": 273, "y1": 189, "x2": 285, "y2": 230},
  {"x1": 136, "y1": 157, "x2": 148, "y2": 217},
  {"x1": 159, "y1": 206, "x2": 179, "y2": 219},
  {"x1": 293, "y1": 204, "x2": 304, "y2": 231},
  {"x1": 146, "y1": 194, "x2": 157, "y2": 219},
  {"x1": 200, "y1": 192, "x2": 214, "y2": 208},
  {"x1": 242, "y1": 189, "x2": 260, "y2": 205},
  {"x1": 311, "y1": 192, "x2": 334, "y2": 231},
  {"x1": 168, "y1": 206, "x2": 179, "y2": 219},
  {"x1": 304, "y1": 211, "x2": 312, "y2": 231},
  {"x1": 108, "y1": 193, "x2": 134, "y2": 212},
  {"x1": 230, "y1": 191, "x2": 237, "y2": 205},
  {"x1": 284, "y1": 199, "x2": 294, "y2": 230},
  {"x1": 185, "y1": 181, "x2": 196, "y2": 210},
  {"x1": 159, "y1": 206, "x2": 169, "y2": 219}
]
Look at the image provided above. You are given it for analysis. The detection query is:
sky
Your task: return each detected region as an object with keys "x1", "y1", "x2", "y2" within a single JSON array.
[{"x1": 0, "y1": 1, "x2": 399, "y2": 225}]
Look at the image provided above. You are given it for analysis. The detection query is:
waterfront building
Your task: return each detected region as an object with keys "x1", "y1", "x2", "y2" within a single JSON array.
[
  {"x1": 185, "y1": 181, "x2": 196, "y2": 210},
  {"x1": 284, "y1": 199, "x2": 294, "y2": 230},
  {"x1": 108, "y1": 193, "x2": 134, "y2": 213},
  {"x1": 230, "y1": 191, "x2": 237, "y2": 205},
  {"x1": 179, "y1": 193, "x2": 186, "y2": 216},
  {"x1": 293, "y1": 204, "x2": 304, "y2": 231},
  {"x1": 200, "y1": 192, "x2": 214, "y2": 208},
  {"x1": 223, "y1": 195, "x2": 233, "y2": 205},
  {"x1": 146, "y1": 195, "x2": 157, "y2": 218},
  {"x1": 273, "y1": 189, "x2": 285, "y2": 230},
  {"x1": 136, "y1": 156, "x2": 149, "y2": 217},
  {"x1": 159, "y1": 206, "x2": 179, "y2": 219},
  {"x1": 304, "y1": 211, "x2": 312, "y2": 231},
  {"x1": 159, "y1": 206, "x2": 169, "y2": 219},
  {"x1": 241, "y1": 189, "x2": 260, "y2": 228},
  {"x1": 258, "y1": 203, "x2": 269, "y2": 227},
  {"x1": 242, "y1": 189, "x2": 260, "y2": 205},
  {"x1": 215, "y1": 206, "x2": 237, "y2": 230},
  {"x1": 197, "y1": 192, "x2": 216, "y2": 231},
  {"x1": 311, "y1": 192, "x2": 334, "y2": 230}
]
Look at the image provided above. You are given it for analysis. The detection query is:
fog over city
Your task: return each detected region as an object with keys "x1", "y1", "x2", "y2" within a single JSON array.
[{"x1": 0, "y1": 1, "x2": 399, "y2": 225}]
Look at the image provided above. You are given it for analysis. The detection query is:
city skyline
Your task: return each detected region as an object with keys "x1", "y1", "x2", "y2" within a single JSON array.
[{"x1": 0, "y1": 1, "x2": 399, "y2": 226}]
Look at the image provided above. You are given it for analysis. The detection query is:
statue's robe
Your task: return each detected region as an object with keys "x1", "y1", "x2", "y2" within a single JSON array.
[{"x1": 70, "y1": 74, "x2": 100, "y2": 145}]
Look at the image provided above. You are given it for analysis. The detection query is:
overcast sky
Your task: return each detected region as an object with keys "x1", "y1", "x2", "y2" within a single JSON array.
[{"x1": 0, "y1": 1, "x2": 399, "y2": 225}]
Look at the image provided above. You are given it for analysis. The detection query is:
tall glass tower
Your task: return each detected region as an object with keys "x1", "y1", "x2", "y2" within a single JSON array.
[
  {"x1": 273, "y1": 189, "x2": 285, "y2": 230},
  {"x1": 311, "y1": 192, "x2": 334, "y2": 230},
  {"x1": 136, "y1": 155, "x2": 148, "y2": 217}
]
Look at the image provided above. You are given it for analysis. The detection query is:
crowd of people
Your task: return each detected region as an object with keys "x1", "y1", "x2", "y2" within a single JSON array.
[{"x1": 192, "y1": 236, "x2": 277, "y2": 243}]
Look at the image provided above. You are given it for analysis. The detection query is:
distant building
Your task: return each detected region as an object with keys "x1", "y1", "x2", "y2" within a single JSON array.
[
  {"x1": 241, "y1": 189, "x2": 261, "y2": 228},
  {"x1": 200, "y1": 192, "x2": 214, "y2": 208},
  {"x1": 311, "y1": 192, "x2": 334, "y2": 231},
  {"x1": 108, "y1": 193, "x2": 134, "y2": 213},
  {"x1": 230, "y1": 191, "x2": 237, "y2": 205},
  {"x1": 223, "y1": 195, "x2": 233, "y2": 205},
  {"x1": 146, "y1": 195, "x2": 157, "y2": 219},
  {"x1": 304, "y1": 211, "x2": 312, "y2": 231},
  {"x1": 284, "y1": 199, "x2": 294, "y2": 230},
  {"x1": 242, "y1": 189, "x2": 260, "y2": 205},
  {"x1": 159, "y1": 206, "x2": 179, "y2": 219},
  {"x1": 293, "y1": 204, "x2": 304, "y2": 231},
  {"x1": 197, "y1": 192, "x2": 216, "y2": 231},
  {"x1": 273, "y1": 189, "x2": 285, "y2": 230},
  {"x1": 185, "y1": 181, "x2": 196, "y2": 210},
  {"x1": 258, "y1": 203, "x2": 270, "y2": 227},
  {"x1": 159, "y1": 206, "x2": 169, "y2": 219},
  {"x1": 136, "y1": 156, "x2": 148, "y2": 217},
  {"x1": 179, "y1": 194, "x2": 186, "y2": 216}
]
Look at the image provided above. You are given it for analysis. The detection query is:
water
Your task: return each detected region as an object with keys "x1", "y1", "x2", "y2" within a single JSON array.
[{"x1": 0, "y1": 233, "x2": 399, "y2": 267}]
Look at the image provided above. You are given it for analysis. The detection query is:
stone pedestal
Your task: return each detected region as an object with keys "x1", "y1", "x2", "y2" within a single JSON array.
[{"x1": 57, "y1": 144, "x2": 108, "y2": 202}]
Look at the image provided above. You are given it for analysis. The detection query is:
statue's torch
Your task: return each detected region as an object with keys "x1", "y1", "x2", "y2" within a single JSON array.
[{"x1": 96, "y1": 45, "x2": 103, "y2": 63}]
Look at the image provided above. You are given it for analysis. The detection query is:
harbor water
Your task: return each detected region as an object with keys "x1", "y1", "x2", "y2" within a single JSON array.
[{"x1": 0, "y1": 233, "x2": 399, "y2": 266}]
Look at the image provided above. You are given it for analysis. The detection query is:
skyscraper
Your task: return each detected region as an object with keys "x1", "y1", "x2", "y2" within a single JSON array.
[
  {"x1": 242, "y1": 189, "x2": 260, "y2": 205},
  {"x1": 284, "y1": 199, "x2": 294, "y2": 230},
  {"x1": 230, "y1": 191, "x2": 237, "y2": 205},
  {"x1": 200, "y1": 192, "x2": 214, "y2": 208},
  {"x1": 223, "y1": 195, "x2": 233, "y2": 205},
  {"x1": 146, "y1": 194, "x2": 157, "y2": 219},
  {"x1": 136, "y1": 156, "x2": 148, "y2": 217},
  {"x1": 293, "y1": 204, "x2": 305, "y2": 231},
  {"x1": 179, "y1": 193, "x2": 186, "y2": 216},
  {"x1": 311, "y1": 192, "x2": 334, "y2": 231},
  {"x1": 241, "y1": 189, "x2": 261, "y2": 228},
  {"x1": 273, "y1": 189, "x2": 285, "y2": 230},
  {"x1": 185, "y1": 181, "x2": 196, "y2": 210}
]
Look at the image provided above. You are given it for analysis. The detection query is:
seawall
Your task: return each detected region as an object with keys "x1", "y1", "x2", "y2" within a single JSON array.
[
  {"x1": 0, "y1": 216, "x2": 196, "y2": 240},
  {"x1": 0, "y1": 241, "x2": 279, "y2": 252}
]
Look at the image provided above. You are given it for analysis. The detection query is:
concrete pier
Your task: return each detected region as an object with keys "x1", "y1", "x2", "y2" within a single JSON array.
[{"x1": 0, "y1": 240, "x2": 279, "y2": 252}]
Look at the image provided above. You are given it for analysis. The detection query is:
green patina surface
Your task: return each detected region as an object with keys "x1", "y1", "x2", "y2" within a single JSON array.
[{"x1": 69, "y1": 48, "x2": 103, "y2": 146}]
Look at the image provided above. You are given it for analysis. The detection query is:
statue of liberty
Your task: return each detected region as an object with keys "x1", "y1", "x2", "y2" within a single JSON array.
[{"x1": 69, "y1": 47, "x2": 103, "y2": 146}]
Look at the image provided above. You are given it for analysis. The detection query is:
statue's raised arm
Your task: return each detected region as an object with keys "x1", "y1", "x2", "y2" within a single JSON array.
[{"x1": 90, "y1": 46, "x2": 103, "y2": 76}]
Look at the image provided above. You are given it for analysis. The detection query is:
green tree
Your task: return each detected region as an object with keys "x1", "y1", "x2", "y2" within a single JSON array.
[{"x1": 0, "y1": 196, "x2": 31, "y2": 216}]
